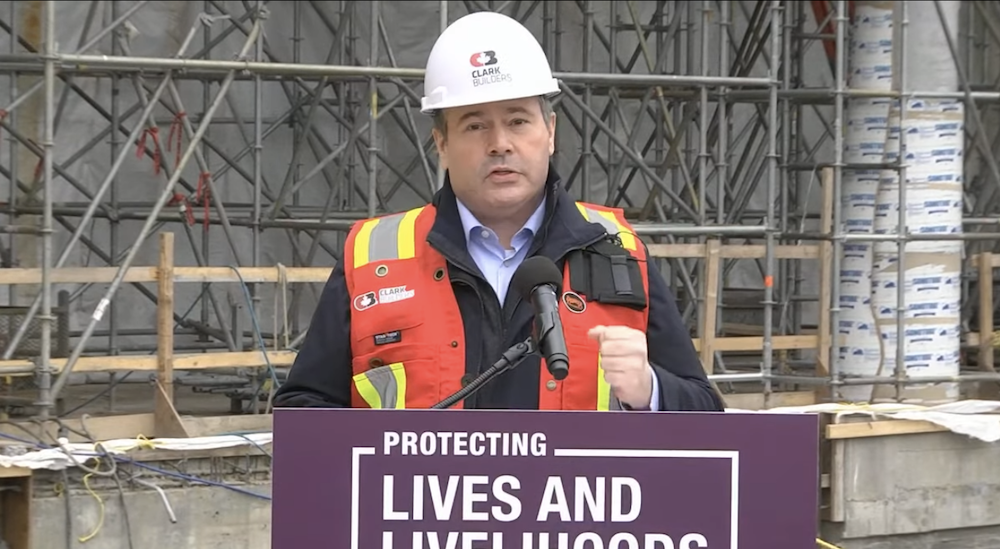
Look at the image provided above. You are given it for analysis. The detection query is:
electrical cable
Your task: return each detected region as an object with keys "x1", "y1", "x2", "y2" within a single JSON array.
[
  {"x1": 227, "y1": 265, "x2": 283, "y2": 413},
  {"x1": 56, "y1": 283, "x2": 208, "y2": 419},
  {"x1": 0, "y1": 430, "x2": 271, "y2": 501}
]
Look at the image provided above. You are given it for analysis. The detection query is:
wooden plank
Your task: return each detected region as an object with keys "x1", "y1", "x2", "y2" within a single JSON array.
[
  {"x1": 979, "y1": 252, "x2": 996, "y2": 371},
  {"x1": 825, "y1": 419, "x2": 948, "y2": 439},
  {"x1": 185, "y1": 414, "x2": 273, "y2": 437},
  {"x1": 0, "y1": 466, "x2": 32, "y2": 479},
  {"x1": 722, "y1": 390, "x2": 817, "y2": 410},
  {"x1": 692, "y1": 334, "x2": 818, "y2": 352},
  {"x1": 0, "y1": 265, "x2": 332, "y2": 285},
  {"x1": 700, "y1": 240, "x2": 721, "y2": 374},
  {"x1": 0, "y1": 349, "x2": 296, "y2": 375},
  {"x1": 0, "y1": 266, "x2": 158, "y2": 284},
  {"x1": 0, "y1": 474, "x2": 31, "y2": 549},
  {"x1": 816, "y1": 167, "x2": 833, "y2": 379},
  {"x1": 172, "y1": 266, "x2": 332, "y2": 283},
  {"x1": 155, "y1": 233, "x2": 189, "y2": 438},
  {"x1": 155, "y1": 382, "x2": 192, "y2": 438},
  {"x1": 977, "y1": 251, "x2": 1000, "y2": 399},
  {"x1": 0, "y1": 412, "x2": 271, "y2": 444},
  {"x1": 0, "y1": 413, "x2": 154, "y2": 444},
  {"x1": 647, "y1": 243, "x2": 820, "y2": 260},
  {"x1": 969, "y1": 253, "x2": 1000, "y2": 269}
]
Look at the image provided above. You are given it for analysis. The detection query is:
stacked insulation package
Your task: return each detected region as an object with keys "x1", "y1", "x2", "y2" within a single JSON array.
[{"x1": 836, "y1": 1, "x2": 963, "y2": 403}]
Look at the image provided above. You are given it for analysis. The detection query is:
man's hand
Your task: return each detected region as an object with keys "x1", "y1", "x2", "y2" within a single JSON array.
[{"x1": 587, "y1": 325, "x2": 654, "y2": 409}]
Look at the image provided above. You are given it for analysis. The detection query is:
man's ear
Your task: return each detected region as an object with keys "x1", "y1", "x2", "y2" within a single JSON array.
[
  {"x1": 432, "y1": 127, "x2": 448, "y2": 169},
  {"x1": 547, "y1": 112, "x2": 557, "y2": 155}
]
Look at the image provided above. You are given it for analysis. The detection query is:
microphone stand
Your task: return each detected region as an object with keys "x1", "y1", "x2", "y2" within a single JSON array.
[{"x1": 431, "y1": 337, "x2": 537, "y2": 409}]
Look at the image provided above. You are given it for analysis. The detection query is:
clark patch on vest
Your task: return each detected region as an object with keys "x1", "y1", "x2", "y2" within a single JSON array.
[{"x1": 274, "y1": 166, "x2": 725, "y2": 413}]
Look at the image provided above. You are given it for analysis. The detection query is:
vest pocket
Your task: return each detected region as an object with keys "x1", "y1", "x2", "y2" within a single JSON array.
[
  {"x1": 351, "y1": 342, "x2": 443, "y2": 409},
  {"x1": 350, "y1": 295, "x2": 425, "y2": 344}
]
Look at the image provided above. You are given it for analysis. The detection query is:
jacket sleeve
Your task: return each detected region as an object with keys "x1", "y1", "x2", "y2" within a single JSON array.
[
  {"x1": 645, "y1": 256, "x2": 726, "y2": 412},
  {"x1": 272, "y1": 264, "x2": 353, "y2": 408}
]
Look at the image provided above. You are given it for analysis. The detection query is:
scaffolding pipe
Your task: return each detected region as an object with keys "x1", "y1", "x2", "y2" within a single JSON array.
[
  {"x1": 44, "y1": 15, "x2": 267, "y2": 409},
  {"x1": 2, "y1": 16, "x2": 207, "y2": 361}
]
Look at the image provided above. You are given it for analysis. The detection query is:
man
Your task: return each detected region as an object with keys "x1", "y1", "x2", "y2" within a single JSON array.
[{"x1": 273, "y1": 11, "x2": 724, "y2": 412}]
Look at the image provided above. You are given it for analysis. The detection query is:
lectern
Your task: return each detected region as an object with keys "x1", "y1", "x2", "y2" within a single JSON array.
[{"x1": 271, "y1": 408, "x2": 819, "y2": 548}]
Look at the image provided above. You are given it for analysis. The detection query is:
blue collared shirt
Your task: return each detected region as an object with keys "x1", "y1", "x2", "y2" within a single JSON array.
[{"x1": 455, "y1": 197, "x2": 661, "y2": 411}]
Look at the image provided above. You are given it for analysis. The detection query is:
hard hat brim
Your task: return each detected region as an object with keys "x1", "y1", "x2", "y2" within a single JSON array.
[{"x1": 420, "y1": 79, "x2": 562, "y2": 114}]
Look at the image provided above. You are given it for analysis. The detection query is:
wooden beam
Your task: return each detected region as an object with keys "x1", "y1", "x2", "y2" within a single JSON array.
[
  {"x1": 977, "y1": 252, "x2": 999, "y2": 399},
  {"x1": 692, "y1": 334, "x2": 818, "y2": 352},
  {"x1": 826, "y1": 418, "x2": 948, "y2": 440},
  {"x1": 699, "y1": 240, "x2": 721, "y2": 374},
  {"x1": 155, "y1": 233, "x2": 189, "y2": 438},
  {"x1": 722, "y1": 390, "x2": 817, "y2": 410},
  {"x1": 0, "y1": 265, "x2": 333, "y2": 285},
  {"x1": 0, "y1": 349, "x2": 296, "y2": 375},
  {"x1": 0, "y1": 337, "x2": 825, "y2": 376},
  {"x1": 0, "y1": 466, "x2": 32, "y2": 479},
  {"x1": 816, "y1": 167, "x2": 833, "y2": 380},
  {"x1": 0, "y1": 473, "x2": 31, "y2": 549},
  {"x1": 647, "y1": 243, "x2": 820, "y2": 260},
  {"x1": 0, "y1": 245, "x2": 831, "y2": 286},
  {"x1": 0, "y1": 412, "x2": 271, "y2": 444}
]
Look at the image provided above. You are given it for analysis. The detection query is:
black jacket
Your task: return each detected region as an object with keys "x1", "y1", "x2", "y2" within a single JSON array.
[{"x1": 273, "y1": 167, "x2": 724, "y2": 411}]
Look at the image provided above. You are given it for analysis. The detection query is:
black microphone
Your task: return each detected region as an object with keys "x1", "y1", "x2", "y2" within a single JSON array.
[{"x1": 511, "y1": 256, "x2": 570, "y2": 381}]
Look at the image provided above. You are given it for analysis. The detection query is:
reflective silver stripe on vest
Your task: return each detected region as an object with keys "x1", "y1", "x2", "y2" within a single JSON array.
[
  {"x1": 366, "y1": 211, "x2": 408, "y2": 263},
  {"x1": 578, "y1": 205, "x2": 620, "y2": 238},
  {"x1": 354, "y1": 363, "x2": 404, "y2": 409}
]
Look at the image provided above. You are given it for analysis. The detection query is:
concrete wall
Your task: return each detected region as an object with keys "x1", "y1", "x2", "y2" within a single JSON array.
[
  {"x1": 823, "y1": 431, "x2": 1000, "y2": 549},
  {"x1": 31, "y1": 483, "x2": 272, "y2": 549}
]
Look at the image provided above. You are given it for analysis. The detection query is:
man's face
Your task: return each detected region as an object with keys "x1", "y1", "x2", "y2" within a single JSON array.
[{"x1": 432, "y1": 97, "x2": 556, "y2": 218}]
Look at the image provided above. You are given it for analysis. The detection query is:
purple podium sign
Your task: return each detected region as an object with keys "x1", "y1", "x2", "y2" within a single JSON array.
[{"x1": 271, "y1": 409, "x2": 819, "y2": 549}]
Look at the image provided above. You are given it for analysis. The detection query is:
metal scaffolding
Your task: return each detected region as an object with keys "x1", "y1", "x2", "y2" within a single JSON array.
[{"x1": 1, "y1": 0, "x2": 999, "y2": 419}]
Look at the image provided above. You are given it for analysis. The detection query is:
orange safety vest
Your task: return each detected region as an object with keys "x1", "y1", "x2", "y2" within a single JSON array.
[{"x1": 342, "y1": 201, "x2": 650, "y2": 411}]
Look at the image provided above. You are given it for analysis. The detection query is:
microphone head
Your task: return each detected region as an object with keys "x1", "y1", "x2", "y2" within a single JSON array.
[{"x1": 511, "y1": 256, "x2": 563, "y2": 300}]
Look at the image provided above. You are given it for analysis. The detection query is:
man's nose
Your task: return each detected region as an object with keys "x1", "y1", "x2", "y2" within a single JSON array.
[{"x1": 487, "y1": 127, "x2": 514, "y2": 155}]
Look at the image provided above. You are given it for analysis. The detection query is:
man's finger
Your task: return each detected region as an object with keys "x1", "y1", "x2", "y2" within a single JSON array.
[
  {"x1": 603, "y1": 369, "x2": 628, "y2": 386},
  {"x1": 587, "y1": 325, "x2": 608, "y2": 341},
  {"x1": 589, "y1": 325, "x2": 635, "y2": 341},
  {"x1": 597, "y1": 340, "x2": 640, "y2": 358}
]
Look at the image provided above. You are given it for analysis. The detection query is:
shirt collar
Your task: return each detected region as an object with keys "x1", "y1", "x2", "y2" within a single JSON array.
[{"x1": 455, "y1": 195, "x2": 547, "y2": 245}]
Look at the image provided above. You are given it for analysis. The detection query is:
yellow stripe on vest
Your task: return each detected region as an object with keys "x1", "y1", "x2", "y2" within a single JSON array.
[
  {"x1": 353, "y1": 218, "x2": 379, "y2": 269},
  {"x1": 595, "y1": 354, "x2": 623, "y2": 411},
  {"x1": 352, "y1": 362, "x2": 407, "y2": 409},
  {"x1": 575, "y1": 202, "x2": 637, "y2": 251},
  {"x1": 396, "y1": 207, "x2": 423, "y2": 261},
  {"x1": 597, "y1": 353, "x2": 611, "y2": 411},
  {"x1": 352, "y1": 206, "x2": 426, "y2": 269}
]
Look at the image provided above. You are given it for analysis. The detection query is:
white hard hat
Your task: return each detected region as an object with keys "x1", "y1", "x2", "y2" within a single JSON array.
[{"x1": 420, "y1": 11, "x2": 561, "y2": 114}]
